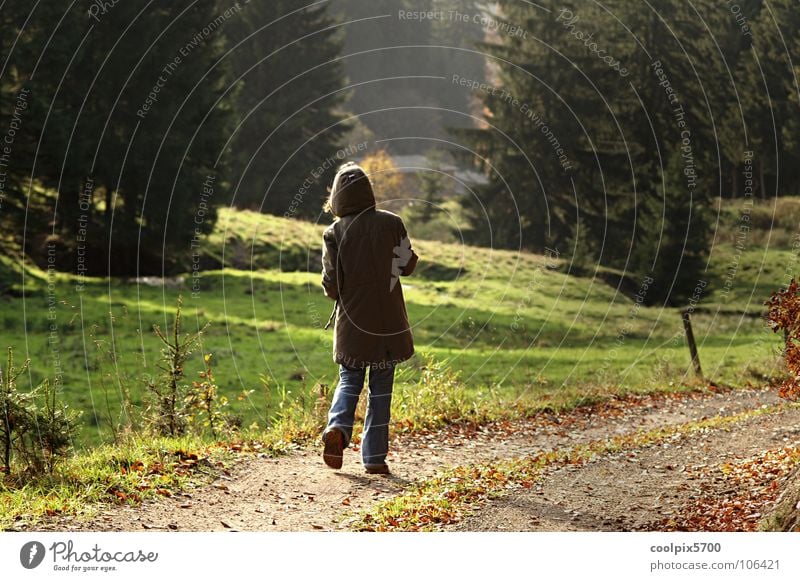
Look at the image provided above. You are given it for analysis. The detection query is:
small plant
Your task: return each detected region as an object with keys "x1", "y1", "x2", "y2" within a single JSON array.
[
  {"x1": 186, "y1": 354, "x2": 229, "y2": 438},
  {"x1": 0, "y1": 347, "x2": 79, "y2": 476},
  {"x1": 0, "y1": 347, "x2": 28, "y2": 474},
  {"x1": 148, "y1": 296, "x2": 208, "y2": 436},
  {"x1": 765, "y1": 279, "x2": 800, "y2": 400},
  {"x1": 17, "y1": 378, "x2": 80, "y2": 475}
]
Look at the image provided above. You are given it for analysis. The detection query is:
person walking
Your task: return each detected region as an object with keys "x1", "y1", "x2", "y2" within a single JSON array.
[{"x1": 319, "y1": 162, "x2": 418, "y2": 475}]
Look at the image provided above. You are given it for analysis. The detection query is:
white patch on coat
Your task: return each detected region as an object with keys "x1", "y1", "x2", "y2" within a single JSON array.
[{"x1": 390, "y1": 235, "x2": 412, "y2": 291}]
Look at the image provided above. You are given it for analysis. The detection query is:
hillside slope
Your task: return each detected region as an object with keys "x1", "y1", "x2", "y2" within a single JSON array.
[{"x1": 0, "y1": 203, "x2": 793, "y2": 445}]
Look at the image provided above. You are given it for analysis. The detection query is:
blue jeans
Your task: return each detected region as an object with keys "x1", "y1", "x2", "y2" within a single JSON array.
[{"x1": 323, "y1": 364, "x2": 395, "y2": 467}]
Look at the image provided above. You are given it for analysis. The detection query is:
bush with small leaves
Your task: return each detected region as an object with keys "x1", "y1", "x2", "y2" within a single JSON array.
[
  {"x1": 765, "y1": 279, "x2": 800, "y2": 400},
  {"x1": 1, "y1": 347, "x2": 80, "y2": 476}
]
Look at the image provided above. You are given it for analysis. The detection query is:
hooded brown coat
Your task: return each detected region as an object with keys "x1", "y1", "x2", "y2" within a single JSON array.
[{"x1": 321, "y1": 165, "x2": 418, "y2": 368}]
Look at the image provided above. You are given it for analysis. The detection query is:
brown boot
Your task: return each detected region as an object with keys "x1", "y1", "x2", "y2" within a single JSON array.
[
  {"x1": 364, "y1": 463, "x2": 390, "y2": 475},
  {"x1": 322, "y1": 428, "x2": 344, "y2": 469}
]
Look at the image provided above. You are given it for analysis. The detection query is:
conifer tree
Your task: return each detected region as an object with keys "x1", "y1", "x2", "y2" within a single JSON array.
[
  {"x1": 225, "y1": 1, "x2": 348, "y2": 215},
  {"x1": 1, "y1": 1, "x2": 235, "y2": 275}
]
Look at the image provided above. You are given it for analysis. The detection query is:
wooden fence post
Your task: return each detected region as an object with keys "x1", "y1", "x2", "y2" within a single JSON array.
[{"x1": 682, "y1": 309, "x2": 704, "y2": 382}]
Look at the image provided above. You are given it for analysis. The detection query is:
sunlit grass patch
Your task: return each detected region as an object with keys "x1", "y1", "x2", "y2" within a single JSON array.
[{"x1": 0, "y1": 433, "x2": 234, "y2": 530}]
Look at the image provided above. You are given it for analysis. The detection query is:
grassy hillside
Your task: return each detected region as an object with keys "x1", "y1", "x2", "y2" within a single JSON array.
[{"x1": 0, "y1": 200, "x2": 795, "y2": 446}]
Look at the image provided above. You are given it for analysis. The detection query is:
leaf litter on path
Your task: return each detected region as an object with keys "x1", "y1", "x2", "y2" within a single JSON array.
[{"x1": 24, "y1": 387, "x2": 785, "y2": 532}]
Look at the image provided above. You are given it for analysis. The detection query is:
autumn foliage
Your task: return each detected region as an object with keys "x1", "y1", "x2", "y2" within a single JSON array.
[
  {"x1": 358, "y1": 149, "x2": 410, "y2": 209},
  {"x1": 765, "y1": 279, "x2": 800, "y2": 400}
]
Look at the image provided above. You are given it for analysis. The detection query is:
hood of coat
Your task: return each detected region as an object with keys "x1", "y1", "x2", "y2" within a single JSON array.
[{"x1": 330, "y1": 163, "x2": 375, "y2": 217}]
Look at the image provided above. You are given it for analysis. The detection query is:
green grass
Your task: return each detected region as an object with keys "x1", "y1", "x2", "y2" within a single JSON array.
[
  {"x1": 0, "y1": 432, "x2": 238, "y2": 530},
  {"x1": 0, "y1": 356, "x2": 510, "y2": 529},
  {"x1": 0, "y1": 199, "x2": 795, "y2": 448}
]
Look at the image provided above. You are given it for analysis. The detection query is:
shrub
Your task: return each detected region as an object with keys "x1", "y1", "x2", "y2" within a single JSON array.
[
  {"x1": 0, "y1": 347, "x2": 80, "y2": 476},
  {"x1": 765, "y1": 279, "x2": 800, "y2": 400}
]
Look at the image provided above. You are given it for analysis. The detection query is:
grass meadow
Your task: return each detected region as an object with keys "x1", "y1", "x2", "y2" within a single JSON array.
[{"x1": 1, "y1": 198, "x2": 797, "y2": 447}]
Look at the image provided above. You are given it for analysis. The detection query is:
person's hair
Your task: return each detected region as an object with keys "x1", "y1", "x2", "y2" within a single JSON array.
[{"x1": 322, "y1": 162, "x2": 366, "y2": 214}]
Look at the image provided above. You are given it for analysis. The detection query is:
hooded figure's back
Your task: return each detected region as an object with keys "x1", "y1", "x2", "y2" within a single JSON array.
[{"x1": 321, "y1": 163, "x2": 418, "y2": 368}]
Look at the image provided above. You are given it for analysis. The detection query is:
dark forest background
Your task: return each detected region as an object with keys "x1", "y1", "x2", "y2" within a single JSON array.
[{"x1": 1, "y1": 0, "x2": 798, "y2": 304}]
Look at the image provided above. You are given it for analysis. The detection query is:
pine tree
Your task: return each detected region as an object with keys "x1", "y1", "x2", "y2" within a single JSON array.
[
  {"x1": 731, "y1": 0, "x2": 800, "y2": 197},
  {"x1": 1, "y1": 1, "x2": 236, "y2": 275},
  {"x1": 456, "y1": 0, "x2": 727, "y2": 303},
  {"x1": 454, "y1": 1, "x2": 579, "y2": 251},
  {"x1": 225, "y1": 1, "x2": 348, "y2": 215},
  {"x1": 608, "y1": 1, "x2": 728, "y2": 304}
]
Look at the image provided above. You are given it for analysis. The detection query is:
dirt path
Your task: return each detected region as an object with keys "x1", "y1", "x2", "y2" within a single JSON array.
[
  {"x1": 455, "y1": 400, "x2": 800, "y2": 531},
  {"x1": 32, "y1": 387, "x2": 784, "y2": 532}
]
